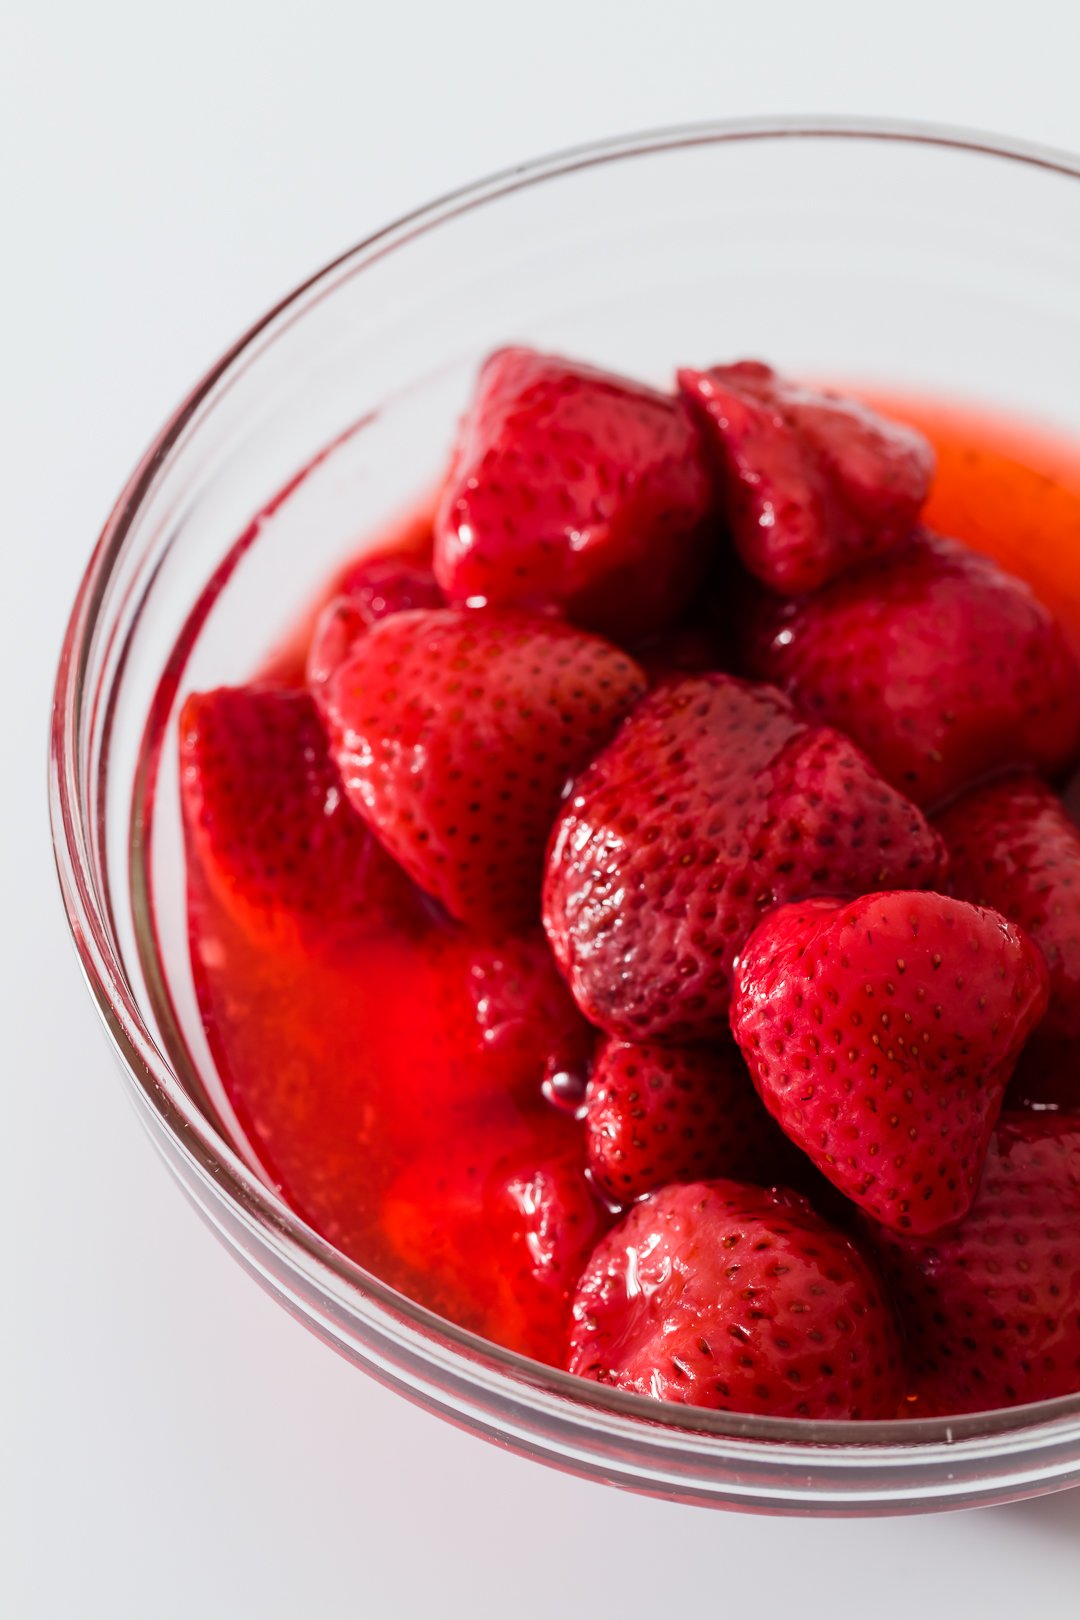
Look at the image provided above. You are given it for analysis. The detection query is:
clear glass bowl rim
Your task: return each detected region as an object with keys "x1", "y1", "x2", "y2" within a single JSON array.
[{"x1": 49, "y1": 114, "x2": 1080, "y2": 1466}]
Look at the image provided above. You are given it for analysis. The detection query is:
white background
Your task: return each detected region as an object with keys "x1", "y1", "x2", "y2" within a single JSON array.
[{"x1": 6, "y1": 2, "x2": 1080, "y2": 1614}]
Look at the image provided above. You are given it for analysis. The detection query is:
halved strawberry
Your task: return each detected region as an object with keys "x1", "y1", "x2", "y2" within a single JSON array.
[
  {"x1": 568, "y1": 1179, "x2": 904, "y2": 1416},
  {"x1": 322, "y1": 607, "x2": 646, "y2": 927},
  {"x1": 730, "y1": 891, "x2": 1050, "y2": 1236},
  {"x1": 434, "y1": 347, "x2": 713, "y2": 641},
  {"x1": 678, "y1": 361, "x2": 932, "y2": 594},
  {"x1": 179, "y1": 684, "x2": 423, "y2": 941}
]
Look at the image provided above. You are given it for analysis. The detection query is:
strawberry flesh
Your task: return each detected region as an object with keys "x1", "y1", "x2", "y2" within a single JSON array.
[
  {"x1": 434, "y1": 347, "x2": 713, "y2": 641},
  {"x1": 731, "y1": 892, "x2": 1050, "y2": 1236},
  {"x1": 543, "y1": 673, "x2": 947, "y2": 1042},
  {"x1": 865, "y1": 1115, "x2": 1080, "y2": 1414},
  {"x1": 322, "y1": 607, "x2": 646, "y2": 927},
  {"x1": 740, "y1": 531, "x2": 1080, "y2": 809},
  {"x1": 678, "y1": 360, "x2": 932, "y2": 594},
  {"x1": 584, "y1": 1037, "x2": 804, "y2": 1204},
  {"x1": 568, "y1": 1179, "x2": 904, "y2": 1416}
]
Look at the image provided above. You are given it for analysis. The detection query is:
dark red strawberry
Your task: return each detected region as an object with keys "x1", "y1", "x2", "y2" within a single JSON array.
[
  {"x1": 730, "y1": 892, "x2": 1049, "y2": 1236},
  {"x1": 382, "y1": 1107, "x2": 611, "y2": 1364},
  {"x1": 935, "y1": 772, "x2": 1080, "y2": 1041},
  {"x1": 433, "y1": 347, "x2": 713, "y2": 641},
  {"x1": 322, "y1": 608, "x2": 646, "y2": 927},
  {"x1": 542, "y1": 674, "x2": 946, "y2": 1043},
  {"x1": 568, "y1": 1179, "x2": 904, "y2": 1416},
  {"x1": 740, "y1": 531, "x2": 1080, "y2": 809},
  {"x1": 307, "y1": 557, "x2": 444, "y2": 689},
  {"x1": 584, "y1": 1037, "x2": 800, "y2": 1203},
  {"x1": 179, "y1": 685, "x2": 423, "y2": 941},
  {"x1": 865, "y1": 1114, "x2": 1080, "y2": 1414},
  {"x1": 678, "y1": 361, "x2": 932, "y2": 594}
]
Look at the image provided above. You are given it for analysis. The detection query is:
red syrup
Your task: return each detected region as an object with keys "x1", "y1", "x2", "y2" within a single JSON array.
[{"x1": 179, "y1": 390, "x2": 1080, "y2": 1368}]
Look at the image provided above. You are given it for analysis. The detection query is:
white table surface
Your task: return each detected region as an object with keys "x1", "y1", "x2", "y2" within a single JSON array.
[{"x1": 6, "y1": 2, "x2": 1080, "y2": 1613}]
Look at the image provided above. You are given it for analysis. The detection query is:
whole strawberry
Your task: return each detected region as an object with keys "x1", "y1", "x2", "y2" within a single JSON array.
[
  {"x1": 542, "y1": 674, "x2": 946, "y2": 1042},
  {"x1": 179, "y1": 685, "x2": 423, "y2": 941},
  {"x1": 740, "y1": 531, "x2": 1080, "y2": 809},
  {"x1": 679, "y1": 360, "x2": 932, "y2": 594},
  {"x1": 935, "y1": 773, "x2": 1080, "y2": 1041},
  {"x1": 730, "y1": 892, "x2": 1049, "y2": 1236},
  {"x1": 568, "y1": 1179, "x2": 904, "y2": 1417},
  {"x1": 322, "y1": 608, "x2": 646, "y2": 927},
  {"x1": 584, "y1": 1037, "x2": 800, "y2": 1204},
  {"x1": 434, "y1": 348, "x2": 713, "y2": 641},
  {"x1": 865, "y1": 1115, "x2": 1080, "y2": 1414}
]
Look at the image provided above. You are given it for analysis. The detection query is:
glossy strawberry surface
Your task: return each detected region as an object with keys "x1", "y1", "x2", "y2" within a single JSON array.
[
  {"x1": 568, "y1": 1179, "x2": 904, "y2": 1416},
  {"x1": 434, "y1": 347, "x2": 713, "y2": 640},
  {"x1": 865, "y1": 1115, "x2": 1080, "y2": 1414},
  {"x1": 322, "y1": 607, "x2": 645, "y2": 927},
  {"x1": 584, "y1": 1037, "x2": 802, "y2": 1204},
  {"x1": 543, "y1": 674, "x2": 946, "y2": 1042},
  {"x1": 731, "y1": 892, "x2": 1049, "y2": 1235},
  {"x1": 741, "y1": 531, "x2": 1080, "y2": 809},
  {"x1": 679, "y1": 360, "x2": 932, "y2": 594},
  {"x1": 936, "y1": 773, "x2": 1080, "y2": 1041}
]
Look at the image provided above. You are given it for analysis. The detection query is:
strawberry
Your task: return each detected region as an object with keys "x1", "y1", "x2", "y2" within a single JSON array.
[
  {"x1": 307, "y1": 557, "x2": 444, "y2": 689},
  {"x1": 740, "y1": 531, "x2": 1080, "y2": 809},
  {"x1": 382, "y1": 1108, "x2": 611, "y2": 1364},
  {"x1": 444, "y1": 929, "x2": 596, "y2": 1102},
  {"x1": 730, "y1": 891, "x2": 1050, "y2": 1236},
  {"x1": 322, "y1": 608, "x2": 646, "y2": 927},
  {"x1": 542, "y1": 674, "x2": 946, "y2": 1043},
  {"x1": 678, "y1": 361, "x2": 932, "y2": 594},
  {"x1": 864, "y1": 1114, "x2": 1080, "y2": 1414},
  {"x1": 584, "y1": 1037, "x2": 800, "y2": 1204},
  {"x1": 568, "y1": 1179, "x2": 904, "y2": 1416},
  {"x1": 179, "y1": 684, "x2": 423, "y2": 941},
  {"x1": 935, "y1": 772, "x2": 1080, "y2": 1041},
  {"x1": 433, "y1": 347, "x2": 713, "y2": 641}
]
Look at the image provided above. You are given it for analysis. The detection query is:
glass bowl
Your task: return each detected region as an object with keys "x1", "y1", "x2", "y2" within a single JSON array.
[{"x1": 50, "y1": 118, "x2": 1080, "y2": 1514}]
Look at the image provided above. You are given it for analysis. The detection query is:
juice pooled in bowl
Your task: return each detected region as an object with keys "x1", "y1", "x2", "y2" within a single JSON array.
[{"x1": 180, "y1": 349, "x2": 1080, "y2": 1421}]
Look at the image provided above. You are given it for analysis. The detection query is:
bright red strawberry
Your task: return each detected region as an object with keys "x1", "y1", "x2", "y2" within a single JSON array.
[
  {"x1": 678, "y1": 361, "x2": 932, "y2": 594},
  {"x1": 443, "y1": 930, "x2": 596, "y2": 1098},
  {"x1": 179, "y1": 685, "x2": 423, "y2": 941},
  {"x1": 433, "y1": 347, "x2": 713, "y2": 641},
  {"x1": 730, "y1": 892, "x2": 1050, "y2": 1236},
  {"x1": 568, "y1": 1179, "x2": 903, "y2": 1416},
  {"x1": 584, "y1": 1037, "x2": 799, "y2": 1203},
  {"x1": 542, "y1": 674, "x2": 946, "y2": 1043},
  {"x1": 865, "y1": 1114, "x2": 1080, "y2": 1414},
  {"x1": 322, "y1": 608, "x2": 646, "y2": 927},
  {"x1": 382, "y1": 1108, "x2": 611, "y2": 1363},
  {"x1": 740, "y1": 531, "x2": 1080, "y2": 809},
  {"x1": 307, "y1": 558, "x2": 444, "y2": 689},
  {"x1": 935, "y1": 773, "x2": 1080, "y2": 1041}
]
